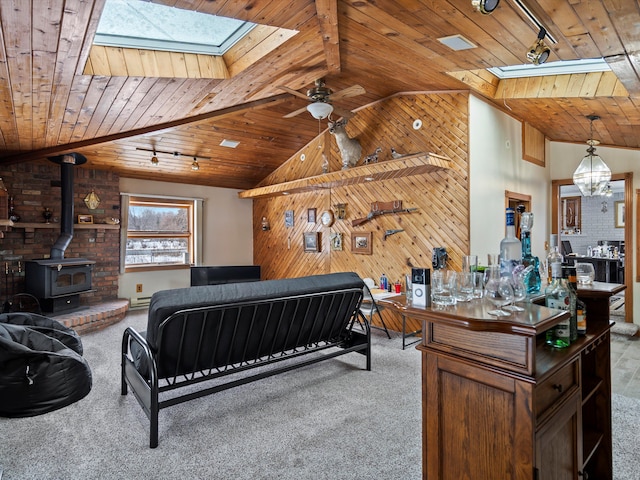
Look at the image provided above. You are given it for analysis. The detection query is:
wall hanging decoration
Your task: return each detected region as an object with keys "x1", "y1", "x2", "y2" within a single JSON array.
[
  {"x1": 285, "y1": 210, "x2": 294, "y2": 228},
  {"x1": 351, "y1": 232, "x2": 372, "y2": 255},
  {"x1": 84, "y1": 189, "x2": 101, "y2": 210},
  {"x1": 307, "y1": 208, "x2": 316, "y2": 223},
  {"x1": 330, "y1": 232, "x2": 343, "y2": 251},
  {"x1": 303, "y1": 232, "x2": 320, "y2": 252},
  {"x1": 615, "y1": 201, "x2": 625, "y2": 228}
]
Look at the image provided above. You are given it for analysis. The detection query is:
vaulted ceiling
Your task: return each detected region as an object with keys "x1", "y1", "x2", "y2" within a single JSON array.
[{"x1": 0, "y1": 0, "x2": 638, "y2": 190}]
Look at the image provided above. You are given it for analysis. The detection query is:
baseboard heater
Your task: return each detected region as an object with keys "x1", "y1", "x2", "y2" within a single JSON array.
[{"x1": 130, "y1": 296, "x2": 152, "y2": 309}]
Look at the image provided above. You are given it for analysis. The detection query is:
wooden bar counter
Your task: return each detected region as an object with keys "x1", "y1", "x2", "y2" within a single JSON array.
[{"x1": 380, "y1": 281, "x2": 624, "y2": 480}]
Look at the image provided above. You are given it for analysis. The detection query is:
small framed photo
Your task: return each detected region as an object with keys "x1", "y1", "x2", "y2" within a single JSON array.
[
  {"x1": 330, "y1": 232, "x2": 343, "y2": 251},
  {"x1": 77, "y1": 214, "x2": 93, "y2": 224},
  {"x1": 615, "y1": 201, "x2": 625, "y2": 228},
  {"x1": 351, "y1": 232, "x2": 372, "y2": 255},
  {"x1": 285, "y1": 210, "x2": 294, "y2": 228},
  {"x1": 303, "y1": 232, "x2": 320, "y2": 252},
  {"x1": 307, "y1": 208, "x2": 316, "y2": 223}
]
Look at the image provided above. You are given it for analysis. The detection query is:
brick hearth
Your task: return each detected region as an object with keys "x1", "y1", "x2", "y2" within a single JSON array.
[{"x1": 53, "y1": 299, "x2": 130, "y2": 334}]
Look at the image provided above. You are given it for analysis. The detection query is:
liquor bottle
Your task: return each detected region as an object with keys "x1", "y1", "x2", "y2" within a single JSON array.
[
  {"x1": 545, "y1": 261, "x2": 571, "y2": 348},
  {"x1": 546, "y1": 234, "x2": 563, "y2": 284},
  {"x1": 562, "y1": 265, "x2": 578, "y2": 342},
  {"x1": 500, "y1": 208, "x2": 521, "y2": 277},
  {"x1": 577, "y1": 296, "x2": 587, "y2": 335},
  {"x1": 520, "y1": 211, "x2": 541, "y2": 293}
]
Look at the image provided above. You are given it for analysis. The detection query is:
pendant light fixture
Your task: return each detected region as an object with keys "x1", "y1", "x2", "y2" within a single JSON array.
[{"x1": 572, "y1": 115, "x2": 611, "y2": 196}]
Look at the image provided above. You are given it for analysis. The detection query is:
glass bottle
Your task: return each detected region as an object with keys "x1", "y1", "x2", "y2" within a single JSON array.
[
  {"x1": 577, "y1": 296, "x2": 587, "y2": 335},
  {"x1": 546, "y1": 234, "x2": 563, "y2": 284},
  {"x1": 500, "y1": 208, "x2": 521, "y2": 277},
  {"x1": 545, "y1": 261, "x2": 571, "y2": 348},
  {"x1": 520, "y1": 212, "x2": 541, "y2": 293},
  {"x1": 380, "y1": 273, "x2": 388, "y2": 291},
  {"x1": 562, "y1": 265, "x2": 578, "y2": 342}
]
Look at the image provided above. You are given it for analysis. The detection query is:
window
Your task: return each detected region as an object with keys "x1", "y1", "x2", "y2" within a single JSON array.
[{"x1": 125, "y1": 197, "x2": 194, "y2": 269}]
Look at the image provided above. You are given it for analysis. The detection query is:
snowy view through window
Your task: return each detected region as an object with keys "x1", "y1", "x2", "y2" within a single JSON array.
[{"x1": 126, "y1": 203, "x2": 191, "y2": 266}]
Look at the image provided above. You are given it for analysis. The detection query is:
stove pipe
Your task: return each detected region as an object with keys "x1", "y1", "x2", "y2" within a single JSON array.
[{"x1": 47, "y1": 153, "x2": 87, "y2": 259}]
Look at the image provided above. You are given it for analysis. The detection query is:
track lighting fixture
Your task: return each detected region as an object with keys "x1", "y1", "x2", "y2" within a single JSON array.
[
  {"x1": 573, "y1": 115, "x2": 611, "y2": 196},
  {"x1": 471, "y1": 0, "x2": 500, "y2": 15},
  {"x1": 526, "y1": 28, "x2": 551, "y2": 65},
  {"x1": 136, "y1": 147, "x2": 209, "y2": 171}
]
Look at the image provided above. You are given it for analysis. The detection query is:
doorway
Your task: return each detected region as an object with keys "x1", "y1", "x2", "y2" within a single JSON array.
[{"x1": 552, "y1": 173, "x2": 633, "y2": 324}]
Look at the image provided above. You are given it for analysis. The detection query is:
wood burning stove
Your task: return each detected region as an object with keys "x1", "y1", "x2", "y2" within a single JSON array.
[{"x1": 24, "y1": 153, "x2": 96, "y2": 313}]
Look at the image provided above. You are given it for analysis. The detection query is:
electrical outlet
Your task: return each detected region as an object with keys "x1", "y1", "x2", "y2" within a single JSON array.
[{"x1": 136, "y1": 284, "x2": 143, "y2": 293}]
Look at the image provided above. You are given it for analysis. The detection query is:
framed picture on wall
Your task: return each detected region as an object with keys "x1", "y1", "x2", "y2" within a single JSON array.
[
  {"x1": 303, "y1": 232, "x2": 320, "y2": 252},
  {"x1": 77, "y1": 214, "x2": 93, "y2": 224},
  {"x1": 307, "y1": 208, "x2": 316, "y2": 223},
  {"x1": 615, "y1": 201, "x2": 625, "y2": 228},
  {"x1": 351, "y1": 232, "x2": 372, "y2": 255},
  {"x1": 330, "y1": 232, "x2": 343, "y2": 251},
  {"x1": 284, "y1": 210, "x2": 294, "y2": 228},
  {"x1": 561, "y1": 196, "x2": 581, "y2": 233}
]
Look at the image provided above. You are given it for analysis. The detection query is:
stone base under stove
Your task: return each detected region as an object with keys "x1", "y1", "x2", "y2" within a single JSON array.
[{"x1": 52, "y1": 299, "x2": 130, "y2": 334}]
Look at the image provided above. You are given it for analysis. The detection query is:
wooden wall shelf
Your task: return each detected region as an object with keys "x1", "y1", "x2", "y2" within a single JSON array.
[
  {"x1": 10, "y1": 223, "x2": 120, "y2": 230},
  {"x1": 238, "y1": 152, "x2": 452, "y2": 199}
]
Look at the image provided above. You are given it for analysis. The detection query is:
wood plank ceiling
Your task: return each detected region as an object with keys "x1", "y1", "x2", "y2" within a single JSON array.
[{"x1": 0, "y1": 0, "x2": 638, "y2": 190}]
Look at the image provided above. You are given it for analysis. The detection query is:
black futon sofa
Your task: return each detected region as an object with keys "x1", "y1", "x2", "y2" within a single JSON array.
[{"x1": 121, "y1": 272, "x2": 370, "y2": 448}]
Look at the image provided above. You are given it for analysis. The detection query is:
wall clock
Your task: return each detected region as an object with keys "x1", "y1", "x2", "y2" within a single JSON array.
[{"x1": 321, "y1": 210, "x2": 335, "y2": 227}]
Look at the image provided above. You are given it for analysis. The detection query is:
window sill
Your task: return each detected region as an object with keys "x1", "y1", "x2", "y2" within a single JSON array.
[{"x1": 124, "y1": 264, "x2": 191, "y2": 273}]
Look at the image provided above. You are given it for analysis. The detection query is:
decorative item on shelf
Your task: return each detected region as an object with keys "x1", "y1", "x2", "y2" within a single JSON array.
[
  {"x1": 330, "y1": 232, "x2": 343, "y2": 251},
  {"x1": 363, "y1": 147, "x2": 382, "y2": 165},
  {"x1": 105, "y1": 217, "x2": 120, "y2": 225},
  {"x1": 383, "y1": 229, "x2": 404, "y2": 241},
  {"x1": 352, "y1": 200, "x2": 417, "y2": 227},
  {"x1": 320, "y1": 210, "x2": 334, "y2": 227},
  {"x1": 8, "y1": 196, "x2": 20, "y2": 222},
  {"x1": 284, "y1": 210, "x2": 294, "y2": 228},
  {"x1": 321, "y1": 153, "x2": 329, "y2": 174},
  {"x1": 77, "y1": 214, "x2": 93, "y2": 224},
  {"x1": 390, "y1": 147, "x2": 407, "y2": 159},
  {"x1": 261, "y1": 216, "x2": 270, "y2": 231},
  {"x1": 328, "y1": 119, "x2": 361, "y2": 170},
  {"x1": 42, "y1": 208, "x2": 53, "y2": 224},
  {"x1": 351, "y1": 232, "x2": 372, "y2": 255},
  {"x1": 573, "y1": 115, "x2": 611, "y2": 196},
  {"x1": 307, "y1": 208, "x2": 316, "y2": 223},
  {"x1": 303, "y1": 232, "x2": 320, "y2": 252},
  {"x1": 334, "y1": 203, "x2": 346, "y2": 220},
  {"x1": 84, "y1": 189, "x2": 101, "y2": 210}
]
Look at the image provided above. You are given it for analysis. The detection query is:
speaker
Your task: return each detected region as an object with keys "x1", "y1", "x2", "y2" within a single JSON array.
[{"x1": 411, "y1": 268, "x2": 430, "y2": 307}]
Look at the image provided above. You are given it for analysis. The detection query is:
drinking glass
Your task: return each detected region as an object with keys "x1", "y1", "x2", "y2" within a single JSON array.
[
  {"x1": 576, "y1": 263, "x2": 595, "y2": 284},
  {"x1": 462, "y1": 255, "x2": 478, "y2": 273},
  {"x1": 432, "y1": 269, "x2": 457, "y2": 306},
  {"x1": 484, "y1": 266, "x2": 514, "y2": 316},
  {"x1": 454, "y1": 272, "x2": 474, "y2": 302},
  {"x1": 503, "y1": 266, "x2": 531, "y2": 312}
]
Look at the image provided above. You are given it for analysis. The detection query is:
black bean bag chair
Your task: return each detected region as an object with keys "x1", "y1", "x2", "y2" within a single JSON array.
[{"x1": 0, "y1": 313, "x2": 92, "y2": 417}]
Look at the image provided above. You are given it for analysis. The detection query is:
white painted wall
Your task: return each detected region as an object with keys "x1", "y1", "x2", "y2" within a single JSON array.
[
  {"x1": 118, "y1": 178, "x2": 254, "y2": 300},
  {"x1": 550, "y1": 142, "x2": 640, "y2": 324},
  {"x1": 469, "y1": 95, "x2": 551, "y2": 266}
]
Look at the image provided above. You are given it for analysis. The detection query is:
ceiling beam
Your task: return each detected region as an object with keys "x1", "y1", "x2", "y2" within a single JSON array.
[
  {"x1": 315, "y1": 0, "x2": 340, "y2": 73},
  {"x1": 0, "y1": 93, "x2": 291, "y2": 165}
]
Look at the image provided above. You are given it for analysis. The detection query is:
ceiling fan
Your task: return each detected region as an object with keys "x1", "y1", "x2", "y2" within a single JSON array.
[{"x1": 279, "y1": 79, "x2": 365, "y2": 120}]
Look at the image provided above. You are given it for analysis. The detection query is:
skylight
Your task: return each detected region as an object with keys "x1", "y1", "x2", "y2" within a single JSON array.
[
  {"x1": 488, "y1": 58, "x2": 611, "y2": 79},
  {"x1": 95, "y1": 0, "x2": 255, "y2": 55}
]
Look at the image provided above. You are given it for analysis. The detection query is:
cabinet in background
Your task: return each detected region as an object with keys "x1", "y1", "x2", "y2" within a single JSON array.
[{"x1": 393, "y1": 281, "x2": 623, "y2": 480}]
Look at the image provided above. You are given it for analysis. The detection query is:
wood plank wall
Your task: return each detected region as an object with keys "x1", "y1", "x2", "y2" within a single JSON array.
[{"x1": 253, "y1": 93, "x2": 469, "y2": 333}]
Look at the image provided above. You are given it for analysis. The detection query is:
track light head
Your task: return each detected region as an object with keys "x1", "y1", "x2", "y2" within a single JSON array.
[
  {"x1": 150, "y1": 151, "x2": 159, "y2": 166},
  {"x1": 471, "y1": 0, "x2": 500, "y2": 14},
  {"x1": 526, "y1": 28, "x2": 551, "y2": 65},
  {"x1": 191, "y1": 158, "x2": 200, "y2": 171}
]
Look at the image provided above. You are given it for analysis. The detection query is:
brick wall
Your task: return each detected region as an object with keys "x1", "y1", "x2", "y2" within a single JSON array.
[{"x1": 0, "y1": 159, "x2": 121, "y2": 305}]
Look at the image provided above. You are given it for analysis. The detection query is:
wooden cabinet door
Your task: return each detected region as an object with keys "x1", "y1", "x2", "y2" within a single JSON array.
[
  {"x1": 423, "y1": 352, "x2": 534, "y2": 480},
  {"x1": 535, "y1": 393, "x2": 581, "y2": 480}
]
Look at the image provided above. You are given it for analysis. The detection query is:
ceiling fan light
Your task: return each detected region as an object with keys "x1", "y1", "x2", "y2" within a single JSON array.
[
  {"x1": 471, "y1": 0, "x2": 500, "y2": 14},
  {"x1": 307, "y1": 102, "x2": 333, "y2": 119}
]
